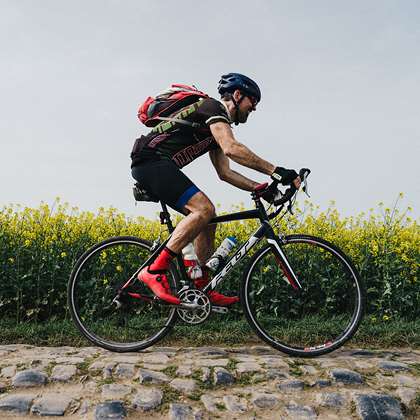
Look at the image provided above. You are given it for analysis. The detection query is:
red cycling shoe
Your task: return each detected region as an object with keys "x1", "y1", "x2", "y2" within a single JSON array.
[
  {"x1": 193, "y1": 268, "x2": 239, "y2": 306},
  {"x1": 138, "y1": 267, "x2": 181, "y2": 305}
]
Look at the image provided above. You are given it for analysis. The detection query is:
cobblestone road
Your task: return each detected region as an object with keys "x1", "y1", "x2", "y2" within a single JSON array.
[{"x1": 0, "y1": 345, "x2": 418, "y2": 419}]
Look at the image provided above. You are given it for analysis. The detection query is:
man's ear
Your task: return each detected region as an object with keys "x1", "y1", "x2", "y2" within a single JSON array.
[{"x1": 232, "y1": 89, "x2": 243, "y2": 102}]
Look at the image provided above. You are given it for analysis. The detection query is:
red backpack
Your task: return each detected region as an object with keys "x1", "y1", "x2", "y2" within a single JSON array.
[{"x1": 138, "y1": 84, "x2": 208, "y2": 127}]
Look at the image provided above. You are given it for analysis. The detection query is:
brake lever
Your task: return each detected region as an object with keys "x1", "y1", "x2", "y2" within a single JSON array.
[
  {"x1": 302, "y1": 174, "x2": 310, "y2": 197},
  {"x1": 299, "y1": 168, "x2": 311, "y2": 198}
]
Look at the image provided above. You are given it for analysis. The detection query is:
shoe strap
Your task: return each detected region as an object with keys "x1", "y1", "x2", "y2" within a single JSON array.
[{"x1": 147, "y1": 268, "x2": 167, "y2": 275}]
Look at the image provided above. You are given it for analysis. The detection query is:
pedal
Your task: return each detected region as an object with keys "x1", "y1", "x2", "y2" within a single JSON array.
[{"x1": 211, "y1": 306, "x2": 229, "y2": 314}]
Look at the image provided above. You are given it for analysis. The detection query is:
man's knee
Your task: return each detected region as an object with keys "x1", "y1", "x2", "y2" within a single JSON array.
[
  {"x1": 184, "y1": 192, "x2": 216, "y2": 221},
  {"x1": 197, "y1": 201, "x2": 215, "y2": 222}
]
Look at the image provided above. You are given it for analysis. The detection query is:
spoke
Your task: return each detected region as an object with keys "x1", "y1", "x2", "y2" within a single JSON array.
[
  {"x1": 69, "y1": 237, "x2": 178, "y2": 351},
  {"x1": 243, "y1": 236, "x2": 363, "y2": 356}
]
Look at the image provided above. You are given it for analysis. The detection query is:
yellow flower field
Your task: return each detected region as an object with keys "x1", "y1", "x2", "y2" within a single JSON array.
[{"x1": 0, "y1": 199, "x2": 418, "y2": 322}]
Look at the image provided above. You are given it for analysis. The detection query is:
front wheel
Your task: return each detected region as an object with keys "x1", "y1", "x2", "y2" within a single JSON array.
[
  {"x1": 68, "y1": 236, "x2": 179, "y2": 352},
  {"x1": 241, "y1": 234, "x2": 365, "y2": 357}
]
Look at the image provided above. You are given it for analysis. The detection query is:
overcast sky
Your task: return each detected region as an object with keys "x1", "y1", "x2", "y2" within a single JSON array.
[{"x1": 1, "y1": 0, "x2": 419, "y2": 220}]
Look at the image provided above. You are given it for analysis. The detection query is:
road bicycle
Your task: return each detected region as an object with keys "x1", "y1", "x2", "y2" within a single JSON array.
[{"x1": 68, "y1": 169, "x2": 365, "y2": 357}]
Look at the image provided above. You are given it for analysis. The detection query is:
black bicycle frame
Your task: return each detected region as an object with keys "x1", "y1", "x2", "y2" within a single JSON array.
[{"x1": 126, "y1": 198, "x2": 302, "y2": 294}]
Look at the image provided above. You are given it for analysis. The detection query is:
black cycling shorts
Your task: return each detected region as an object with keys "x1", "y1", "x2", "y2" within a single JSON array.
[{"x1": 131, "y1": 160, "x2": 200, "y2": 212}]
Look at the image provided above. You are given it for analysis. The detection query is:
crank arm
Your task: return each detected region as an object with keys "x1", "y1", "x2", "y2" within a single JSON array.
[{"x1": 211, "y1": 306, "x2": 229, "y2": 314}]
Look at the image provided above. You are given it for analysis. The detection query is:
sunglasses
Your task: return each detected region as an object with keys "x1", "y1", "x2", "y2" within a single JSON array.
[{"x1": 247, "y1": 95, "x2": 258, "y2": 109}]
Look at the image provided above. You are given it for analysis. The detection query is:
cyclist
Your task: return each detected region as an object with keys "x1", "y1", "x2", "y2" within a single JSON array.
[{"x1": 131, "y1": 73, "x2": 301, "y2": 306}]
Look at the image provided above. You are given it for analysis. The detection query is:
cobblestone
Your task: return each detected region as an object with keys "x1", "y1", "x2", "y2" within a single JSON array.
[
  {"x1": 170, "y1": 378, "x2": 197, "y2": 393},
  {"x1": 132, "y1": 387, "x2": 162, "y2": 411},
  {"x1": 51, "y1": 364, "x2": 77, "y2": 381},
  {"x1": 236, "y1": 361, "x2": 263, "y2": 374},
  {"x1": 101, "y1": 384, "x2": 132, "y2": 399},
  {"x1": 378, "y1": 360, "x2": 410, "y2": 372},
  {"x1": 12, "y1": 369, "x2": 47, "y2": 387},
  {"x1": 223, "y1": 394, "x2": 248, "y2": 412},
  {"x1": 94, "y1": 400, "x2": 126, "y2": 419},
  {"x1": 136, "y1": 368, "x2": 170, "y2": 384},
  {"x1": 251, "y1": 391, "x2": 279, "y2": 409},
  {"x1": 200, "y1": 394, "x2": 218, "y2": 412},
  {"x1": 31, "y1": 394, "x2": 73, "y2": 416},
  {"x1": 0, "y1": 344, "x2": 417, "y2": 418},
  {"x1": 317, "y1": 391, "x2": 346, "y2": 408},
  {"x1": 285, "y1": 402, "x2": 317, "y2": 419},
  {"x1": 354, "y1": 393, "x2": 404, "y2": 420},
  {"x1": 277, "y1": 379, "x2": 305, "y2": 391},
  {"x1": 168, "y1": 403, "x2": 193, "y2": 420},
  {"x1": 114, "y1": 363, "x2": 136, "y2": 379},
  {"x1": 213, "y1": 366, "x2": 235, "y2": 386},
  {"x1": 0, "y1": 394, "x2": 34, "y2": 414},
  {"x1": 330, "y1": 368, "x2": 363, "y2": 385}
]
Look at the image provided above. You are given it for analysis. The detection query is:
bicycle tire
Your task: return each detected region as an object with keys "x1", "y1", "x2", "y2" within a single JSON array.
[
  {"x1": 241, "y1": 234, "x2": 365, "y2": 357},
  {"x1": 68, "y1": 236, "x2": 179, "y2": 352}
]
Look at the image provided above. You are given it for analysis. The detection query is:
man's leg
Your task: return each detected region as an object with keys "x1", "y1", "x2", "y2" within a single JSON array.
[
  {"x1": 133, "y1": 160, "x2": 236, "y2": 305},
  {"x1": 193, "y1": 224, "x2": 216, "y2": 265},
  {"x1": 138, "y1": 192, "x2": 215, "y2": 305},
  {"x1": 184, "y1": 207, "x2": 239, "y2": 307},
  {"x1": 166, "y1": 192, "x2": 216, "y2": 253}
]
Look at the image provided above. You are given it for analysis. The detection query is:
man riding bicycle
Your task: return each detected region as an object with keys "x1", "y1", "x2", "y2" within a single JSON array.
[{"x1": 131, "y1": 73, "x2": 301, "y2": 306}]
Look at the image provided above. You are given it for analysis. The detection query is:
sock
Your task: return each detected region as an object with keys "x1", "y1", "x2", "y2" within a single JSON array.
[{"x1": 149, "y1": 247, "x2": 177, "y2": 273}]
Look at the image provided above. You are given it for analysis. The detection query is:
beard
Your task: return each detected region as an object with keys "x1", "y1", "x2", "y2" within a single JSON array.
[{"x1": 237, "y1": 109, "x2": 250, "y2": 123}]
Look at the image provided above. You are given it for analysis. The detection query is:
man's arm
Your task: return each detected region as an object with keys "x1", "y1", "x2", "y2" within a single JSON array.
[
  {"x1": 209, "y1": 149, "x2": 260, "y2": 191},
  {"x1": 210, "y1": 122, "x2": 276, "y2": 175}
]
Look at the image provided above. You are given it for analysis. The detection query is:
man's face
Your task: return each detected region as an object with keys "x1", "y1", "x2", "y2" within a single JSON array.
[{"x1": 235, "y1": 91, "x2": 257, "y2": 123}]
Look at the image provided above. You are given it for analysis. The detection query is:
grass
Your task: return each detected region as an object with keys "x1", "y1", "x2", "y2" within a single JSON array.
[
  {"x1": 188, "y1": 390, "x2": 204, "y2": 401},
  {"x1": 410, "y1": 363, "x2": 420, "y2": 377},
  {"x1": 76, "y1": 360, "x2": 92, "y2": 376},
  {"x1": 215, "y1": 402, "x2": 226, "y2": 411},
  {"x1": 159, "y1": 383, "x2": 181, "y2": 409},
  {"x1": 0, "y1": 317, "x2": 419, "y2": 349},
  {"x1": 96, "y1": 377, "x2": 114, "y2": 386},
  {"x1": 287, "y1": 360, "x2": 304, "y2": 377},
  {"x1": 162, "y1": 365, "x2": 177, "y2": 377}
]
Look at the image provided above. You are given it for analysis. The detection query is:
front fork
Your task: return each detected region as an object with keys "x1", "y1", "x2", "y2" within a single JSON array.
[{"x1": 267, "y1": 237, "x2": 302, "y2": 291}]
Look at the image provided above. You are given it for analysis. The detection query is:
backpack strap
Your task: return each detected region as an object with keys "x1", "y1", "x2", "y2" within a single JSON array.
[
  {"x1": 154, "y1": 116, "x2": 201, "y2": 128},
  {"x1": 151, "y1": 100, "x2": 205, "y2": 134}
]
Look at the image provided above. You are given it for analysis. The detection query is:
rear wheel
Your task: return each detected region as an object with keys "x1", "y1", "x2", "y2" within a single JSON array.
[
  {"x1": 68, "y1": 236, "x2": 179, "y2": 352},
  {"x1": 241, "y1": 234, "x2": 364, "y2": 357}
]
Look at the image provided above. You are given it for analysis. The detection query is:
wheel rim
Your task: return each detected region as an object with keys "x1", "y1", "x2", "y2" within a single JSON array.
[
  {"x1": 69, "y1": 238, "x2": 177, "y2": 350},
  {"x1": 244, "y1": 238, "x2": 363, "y2": 354}
]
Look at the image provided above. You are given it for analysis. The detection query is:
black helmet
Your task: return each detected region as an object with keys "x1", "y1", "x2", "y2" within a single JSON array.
[{"x1": 218, "y1": 73, "x2": 261, "y2": 103}]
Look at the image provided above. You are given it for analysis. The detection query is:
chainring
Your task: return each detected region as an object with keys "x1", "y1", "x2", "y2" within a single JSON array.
[{"x1": 176, "y1": 288, "x2": 211, "y2": 325}]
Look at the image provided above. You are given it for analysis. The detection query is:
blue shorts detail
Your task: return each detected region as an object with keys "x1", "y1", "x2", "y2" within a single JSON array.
[
  {"x1": 131, "y1": 159, "x2": 201, "y2": 214},
  {"x1": 176, "y1": 185, "x2": 200, "y2": 209}
]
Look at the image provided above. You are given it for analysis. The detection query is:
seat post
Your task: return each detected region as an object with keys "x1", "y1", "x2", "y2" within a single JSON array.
[{"x1": 160, "y1": 202, "x2": 174, "y2": 233}]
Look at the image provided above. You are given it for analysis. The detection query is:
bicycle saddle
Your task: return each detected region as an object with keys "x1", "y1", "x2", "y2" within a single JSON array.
[{"x1": 132, "y1": 183, "x2": 160, "y2": 202}]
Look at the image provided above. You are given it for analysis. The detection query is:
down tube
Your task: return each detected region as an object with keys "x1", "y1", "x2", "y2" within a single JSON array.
[{"x1": 203, "y1": 225, "x2": 266, "y2": 292}]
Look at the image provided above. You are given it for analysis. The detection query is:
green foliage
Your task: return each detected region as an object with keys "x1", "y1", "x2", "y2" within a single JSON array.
[
  {"x1": 0, "y1": 317, "x2": 418, "y2": 347},
  {"x1": 0, "y1": 197, "x2": 418, "y2": 324}
]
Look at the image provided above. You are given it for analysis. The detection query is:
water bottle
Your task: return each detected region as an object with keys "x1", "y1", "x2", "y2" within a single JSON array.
[
  {"x1": 182, "y1": 243, "x2": 203, "y2": 279},
  {"x1": 205, "y1": 236, "x2": 237, "y2": 272}
]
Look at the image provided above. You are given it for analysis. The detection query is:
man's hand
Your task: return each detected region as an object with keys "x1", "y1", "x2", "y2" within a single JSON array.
[
  {"x1": 260, "y1": 182, "x2": 278, "y2": 203},
  {"x1": 271, "y1": 167, "x2": 301, "y2": 188}
]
